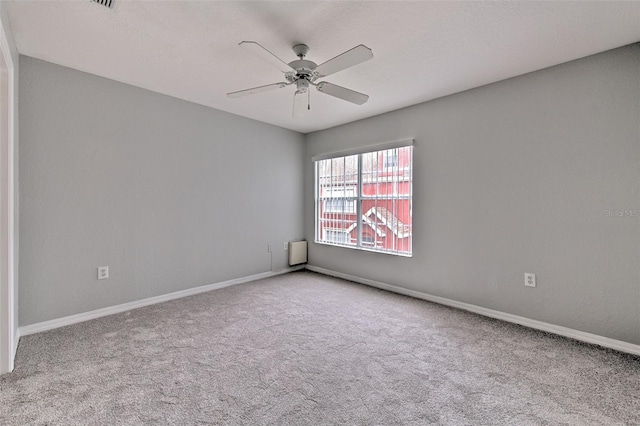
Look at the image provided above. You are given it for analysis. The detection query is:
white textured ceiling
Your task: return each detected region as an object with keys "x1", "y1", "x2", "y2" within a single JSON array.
[{"x1": 5, "y1": 1, "x2": 640, "y2": 133}]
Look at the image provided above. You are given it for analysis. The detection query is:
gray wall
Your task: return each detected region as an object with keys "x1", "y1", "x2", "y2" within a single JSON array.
[
  {"x1": 19, "y1": 57, "x2": 304, "y2": 326},
  {"x1": 305, "y1": 44, "x2": 640, "y2": 345}
]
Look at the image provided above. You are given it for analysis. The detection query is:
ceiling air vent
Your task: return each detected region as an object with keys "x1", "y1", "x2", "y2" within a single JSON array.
[{"x1": 90, "y1": 0, "x2": 113, "y2": 8}]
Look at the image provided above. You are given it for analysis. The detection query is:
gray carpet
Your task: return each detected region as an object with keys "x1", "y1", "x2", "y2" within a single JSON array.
[{"x1": 1, "y1": 271, "x2": 639, "y2": 425}]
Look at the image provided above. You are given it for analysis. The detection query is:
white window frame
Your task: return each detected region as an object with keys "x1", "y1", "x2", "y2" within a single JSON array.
[{"x1": 314, "y1": 140, "x2": 413, "y2": 257}]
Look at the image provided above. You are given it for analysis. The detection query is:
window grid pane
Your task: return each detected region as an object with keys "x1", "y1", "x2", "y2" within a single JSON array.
[{"x1": 315, "y1": 146, "x2": 412, "y2": 256}]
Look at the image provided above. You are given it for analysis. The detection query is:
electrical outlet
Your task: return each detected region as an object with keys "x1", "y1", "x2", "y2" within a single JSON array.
[
  {"x1": 267, "y1": 244, "x2": 272, "y2": 253},
  {"x1": 98, "y1": 266, "x2": 109, "y2": 280},
  {"x1": 524, "y1": 273, "x2": 536, "y2": 288},
  {"x1": 284, "y1": 242, "x2": 288, "y2": 251}
]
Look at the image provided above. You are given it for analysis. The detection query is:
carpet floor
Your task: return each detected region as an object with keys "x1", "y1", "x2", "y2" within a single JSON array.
[{"x1": 1, "y1": 270, "x2": 639, "y2": 425}]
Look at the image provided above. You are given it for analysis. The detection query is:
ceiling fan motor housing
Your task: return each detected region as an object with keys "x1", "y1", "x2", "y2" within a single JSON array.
[
  {"x1": 288, "y1": 44, "x2": 318, "y2": 83},
  {"x1": 287, "y1": 59, "x2": 318, "y2": 81}
]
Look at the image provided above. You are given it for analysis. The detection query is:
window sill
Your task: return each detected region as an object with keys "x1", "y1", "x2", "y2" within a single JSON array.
[{"x1": 314, "y1": 240, "x2": 413, "y2": 258}]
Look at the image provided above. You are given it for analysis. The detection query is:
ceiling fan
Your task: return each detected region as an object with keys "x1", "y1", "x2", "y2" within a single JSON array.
[{"x1": 227, "y1": 41, "x2": 373, "y2": 117}]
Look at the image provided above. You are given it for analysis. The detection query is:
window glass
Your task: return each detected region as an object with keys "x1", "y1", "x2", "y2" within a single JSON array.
[{"x1": 315, "y1": 146, "x2": 412, "y2": 256}]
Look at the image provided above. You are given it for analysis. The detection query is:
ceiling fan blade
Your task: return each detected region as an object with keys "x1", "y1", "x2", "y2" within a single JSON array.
[
  {"x1": 227, "y1": 82, "x2": 289, "y2": 98},
  {"x1": 316, "y1": 82, "x2": 369, "y2": 105},
  {"x1": 239, "y1": 41, "x2": 294, "y2": 73},
  {"x1": 315, "y1": 45, "x2": 373, "y2": 78},
  {"x1": 293, "y1": 89, "x2": 309, "y2": 118}
]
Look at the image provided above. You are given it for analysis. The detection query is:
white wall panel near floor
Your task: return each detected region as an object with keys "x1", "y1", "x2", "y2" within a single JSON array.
[
  {"x1": 0, "y1": 2, "x2": 18, "y2": 374},
  {"x1": 305, "y1": 44, "x2": 640, "y2": 346},
  {"x1": 18, "y1": 57, "x2": 305, "y2": 327}
]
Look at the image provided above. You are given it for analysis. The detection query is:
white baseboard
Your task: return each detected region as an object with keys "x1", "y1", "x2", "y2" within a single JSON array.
[
  {"x1": 12, "y1": 327, "x2": 19, "y2": 356},
  {"x1": 305, "y1": 265, "x2": 640, "y2": 356},
  {"x1": 19, "y1": 266, "x2": 303, "y2": 337}
]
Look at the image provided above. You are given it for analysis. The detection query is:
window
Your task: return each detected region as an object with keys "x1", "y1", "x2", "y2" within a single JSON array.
[
  {"x1": 323, "y1": 188, "x2": 356, "y2": 213},
  {"x1": 315, "y1": 143, "x2": 413, "y2": 256},
  {"x1": 383, "y1": 152, "x2": 398, "y2": 168},
  {"x1": 324, "y1": 199, "x2": 356, "y2": 213},
  {"x1": 361, "y1": 233, "x2": 377, "y2": 248},
  {"x1": 323, "y1": 229, "x2": 350, "y2": 244}
]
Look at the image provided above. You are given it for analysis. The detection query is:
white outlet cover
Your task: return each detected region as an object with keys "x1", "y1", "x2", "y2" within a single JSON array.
[
  {"x1": 524, "y1": 273, "x2": 536, "y2": 287},
  {"x1": 98, "y1": 266, "x2": 109, "y2": 280},
  {"x1": 284, "y1": 242, "x2": 288, "y2": 250}
]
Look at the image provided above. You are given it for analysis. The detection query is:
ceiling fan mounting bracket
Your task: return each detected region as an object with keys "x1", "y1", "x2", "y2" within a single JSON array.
[{"x1": 292, "y1": 44, "x2": 309, "y2": 59}]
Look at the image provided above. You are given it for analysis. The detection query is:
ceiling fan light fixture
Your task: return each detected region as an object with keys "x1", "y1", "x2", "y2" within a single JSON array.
[
  {"x1": 296, "y1": 79, "x2": 310, "y2": 92},
  {"x1": 293, "y1": 88, "x2": 309, "y2": 118}
]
